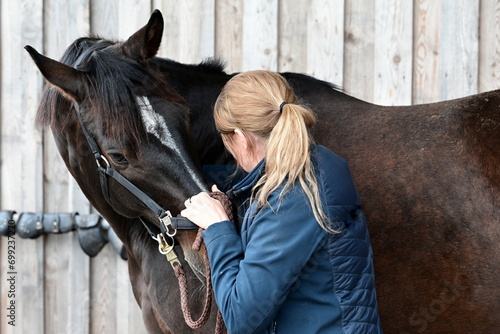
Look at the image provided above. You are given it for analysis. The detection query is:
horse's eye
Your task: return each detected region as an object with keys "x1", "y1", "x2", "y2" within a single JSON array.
[{"x1": 108, "y1": 153, "x2": 128, "y2": 165}]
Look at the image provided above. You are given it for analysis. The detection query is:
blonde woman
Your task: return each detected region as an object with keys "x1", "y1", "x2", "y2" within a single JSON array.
[{"x1": 181, "y1": 70, "x2": 382, "y2": 334}]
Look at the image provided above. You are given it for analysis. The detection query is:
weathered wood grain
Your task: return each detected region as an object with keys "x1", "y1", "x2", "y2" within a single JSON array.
[
  {"x1": 43, "y1": 1, "x2": 91, "y2": 334},
  {"x1": 414, "y1": 0, "x2": 479, "y2": 103},
  {"x1": 0, "y1": 1, "x2": 44, "y2": 334},
  {"x1": 155, "y1": 0, "x2": 215, "y2": 63},
  {"x1": 215, "y1": 0, "x2": 244, "y2": 72},
  {"x1": 479, "y1": 0, "x2": 500, "y2": 92},
  {"x1": 344, "y1": 0, "x2": 376, "y2": 101},
  {"x1": 374, "y1": 0, "x2": 413, "y2": 105},
  {"x1": 242, "y1": 0, "x2": 278, "y2": 71},
  {"x1": 1, "y1": 1, "x2": 500, "y2": 333}
]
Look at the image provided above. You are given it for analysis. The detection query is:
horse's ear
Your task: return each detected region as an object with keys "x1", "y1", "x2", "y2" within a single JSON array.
[
  {"x1": 122, "y1": 9, "x2": 164, "y2": 61},
  {"x1": 25, "y1": 45, "x2": 85, "y2": 101}
]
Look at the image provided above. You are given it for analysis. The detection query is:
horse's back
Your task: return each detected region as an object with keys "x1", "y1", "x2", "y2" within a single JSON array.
[{"x1": 290, "y1": 77, "x2": 500, "y2": 333}]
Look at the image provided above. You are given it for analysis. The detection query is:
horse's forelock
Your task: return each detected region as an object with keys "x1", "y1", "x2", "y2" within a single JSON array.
[
  {"x1": 86, "y1": 43, "x2": 187, "y2": 150},
  {"x1": 35, "y1": 37, "x2": 113, "y2": 130},
  {"x1": 37, "y1": 36, "x2": 187, "y2": 152}
]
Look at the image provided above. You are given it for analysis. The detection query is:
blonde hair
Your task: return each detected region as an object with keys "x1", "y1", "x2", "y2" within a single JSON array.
[{"x1": 214, "y1": 70, "x2": 335, "y2": 233}]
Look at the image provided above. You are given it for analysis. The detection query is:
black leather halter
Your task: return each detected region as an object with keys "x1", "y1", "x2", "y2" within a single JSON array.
[
  {"x1": 73, "y1": 102, "x2": 198, "y2": 245},
  {"x1": 65, "y1": 40, "x2": 197, "y2": 268}
]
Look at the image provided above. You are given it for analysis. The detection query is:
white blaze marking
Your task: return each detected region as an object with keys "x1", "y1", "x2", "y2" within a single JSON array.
[{"x1": 137, "y1": 96, "x2": 206, "y2": 190}]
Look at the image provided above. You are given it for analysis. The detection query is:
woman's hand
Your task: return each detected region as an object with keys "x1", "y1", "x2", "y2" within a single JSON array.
[{"x1": 180, "y1": 185, "x2": 230, "y2": 229}]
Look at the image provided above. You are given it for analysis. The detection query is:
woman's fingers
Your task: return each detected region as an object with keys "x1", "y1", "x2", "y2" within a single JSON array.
[{"x1": 181, "y1": 191, "x2": 229, "y2": 229}]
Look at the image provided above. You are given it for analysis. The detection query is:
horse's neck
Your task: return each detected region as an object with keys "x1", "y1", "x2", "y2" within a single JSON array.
[
  {"x1": 150, "y1": 57, "x2": 230, "y2": 102},
  {"x1": 151, "y1": 57, "x2": 232, "y2": 165}
]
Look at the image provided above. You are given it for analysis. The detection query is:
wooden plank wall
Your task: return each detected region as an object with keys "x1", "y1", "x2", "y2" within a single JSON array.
[{"x1": 1, "y1": 1, "x2": 499, "y2": 333}]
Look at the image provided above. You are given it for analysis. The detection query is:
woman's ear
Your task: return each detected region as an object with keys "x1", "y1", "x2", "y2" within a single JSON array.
[{"x1": 234, "y1": 129, "x2": 249, "y2": 151}]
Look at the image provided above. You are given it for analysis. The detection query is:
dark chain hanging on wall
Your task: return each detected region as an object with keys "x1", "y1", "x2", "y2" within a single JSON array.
[{"x1": 0, "y1": 210, "x2": 126, "y2": 259}]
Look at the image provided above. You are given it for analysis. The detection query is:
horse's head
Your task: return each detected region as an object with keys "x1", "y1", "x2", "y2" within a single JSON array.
[{"x1": 26, "y1": 10, "x2": 209, "y2": 276}]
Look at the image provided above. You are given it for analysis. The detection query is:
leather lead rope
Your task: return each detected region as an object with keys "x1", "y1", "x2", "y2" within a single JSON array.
[
  {"x1": 174, "y1": 192, "x2": 232, "y2": 333},
  {"x1": 174, "y1": 246, "x2": 213, "y2": 329},
  {"x1": 191, "y1": 233, "x2": 227, "y2": 333}
]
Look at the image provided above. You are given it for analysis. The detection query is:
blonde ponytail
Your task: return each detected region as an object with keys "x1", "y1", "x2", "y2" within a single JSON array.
[{"x1": 214, "y1": 70, "x2": 335, "y2": 233}]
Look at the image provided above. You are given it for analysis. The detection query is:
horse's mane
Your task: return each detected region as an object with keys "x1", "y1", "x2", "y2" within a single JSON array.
[
  {"x1": 148, "y1": 56, "x2": 228, "y2": 83},
  {"x1": 196, "y1": 58, "x2": 226, "y2": 73},
  {"x1": 36, "y1": 36, "x2": 187, "y2": 149}
]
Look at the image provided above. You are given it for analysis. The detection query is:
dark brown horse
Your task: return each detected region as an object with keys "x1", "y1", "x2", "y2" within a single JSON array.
[{"x1": 26, "y1": 10, "x2": 499, "y2": 334}]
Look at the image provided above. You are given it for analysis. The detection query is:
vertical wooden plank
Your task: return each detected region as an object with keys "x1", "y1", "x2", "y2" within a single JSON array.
[
  {"x1": 90, "y1": 0, "x2": 119, "y2": 39},
  {"x1": 0, "y1": 1, "x2": 44, "y2": 334},
  {"x1": 91, "y1": 0, "x2": 151, "y2": 40},
  {"x1": 241, "y1": 0, "x2": 278, "y2": 71},
  {"x1": 155, "y1": 0, "x2": 181, "y2": 59},
  {"x1": 280, "y1": 0, "x2": 344, "y2": 85},
  {"x1": 68, "y1": 172, "x2": 94, "y2": 333},
  {"x1": 117, "y1": 0, "x2": 153, "y2": 39},
  {"x1": 479, "y1": 0, "x2": 500, "y2": 92},
  {"x1": 89, "y1": 245, "x2": 145, "y2": 334},
  {"x1": 413, "y1": 0, "x2": 441, "y2": 104},
  {"x1": 90, "y1": 245, "x2": 117, "y2": 334},
  {"x1": 344, "y1": 0, "x2": 376, "y2": 101},
  {"x1": 215, "y1": 0, "x2": 244, "y2": 73},
  {"x1": 115, "y1": 257, "x2": 146, "y2": 334},
  {"x1": 42, "y1": 1, "x2": 91, "y2": 334},
  {"x1": 414, "y1": 0, "x2": 479, "y2": 104},
  {"x1": 306, "y1": 0, "x2": 345, "y2": 85},
  {"x1": 88, "y1": 2, "x2": 150, "y2": 333},
  {"x1": 439, "y1": 0, "x2": 479, "y2": 100},
  {"x1": 278, "y1": 0, "x2": 309, "y2": 74},
  {"x1": 156, "y1": 0, "x2": 215, "y2": 63},
  {"x1": 374, "y1": 0, "x2": 413, "y2": 105}
]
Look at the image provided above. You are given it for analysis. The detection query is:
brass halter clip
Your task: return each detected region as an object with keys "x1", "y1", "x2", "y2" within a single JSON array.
[
  {"x1": 160, "y1": 213, "x2": 177, "y2": 238},
  {"x1": 154, "y1": 233, "x2": 181, "y2": 268},
  {"x1": 153, "y1": 212, "x2": 181, "y2": 268}
]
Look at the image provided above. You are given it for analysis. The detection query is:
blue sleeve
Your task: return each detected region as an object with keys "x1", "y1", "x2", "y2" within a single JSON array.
[{"x1": 202, "y1": 192, "x2": 326, "y2": 334}]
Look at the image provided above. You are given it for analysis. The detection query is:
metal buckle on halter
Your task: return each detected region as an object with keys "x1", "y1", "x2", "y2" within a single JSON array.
[
  {"x1": 152, "y1": 211, "x2": 181, "y2": 268},
  {"x1": 155, "y1": 232, "x2": 174, "y2": 254},
  {"x1": 159, "y1": 211, "x2": 177, "y2": 237},
  {"x1": 153, "y1": 232, "x2": 181, "y2": 268}
]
